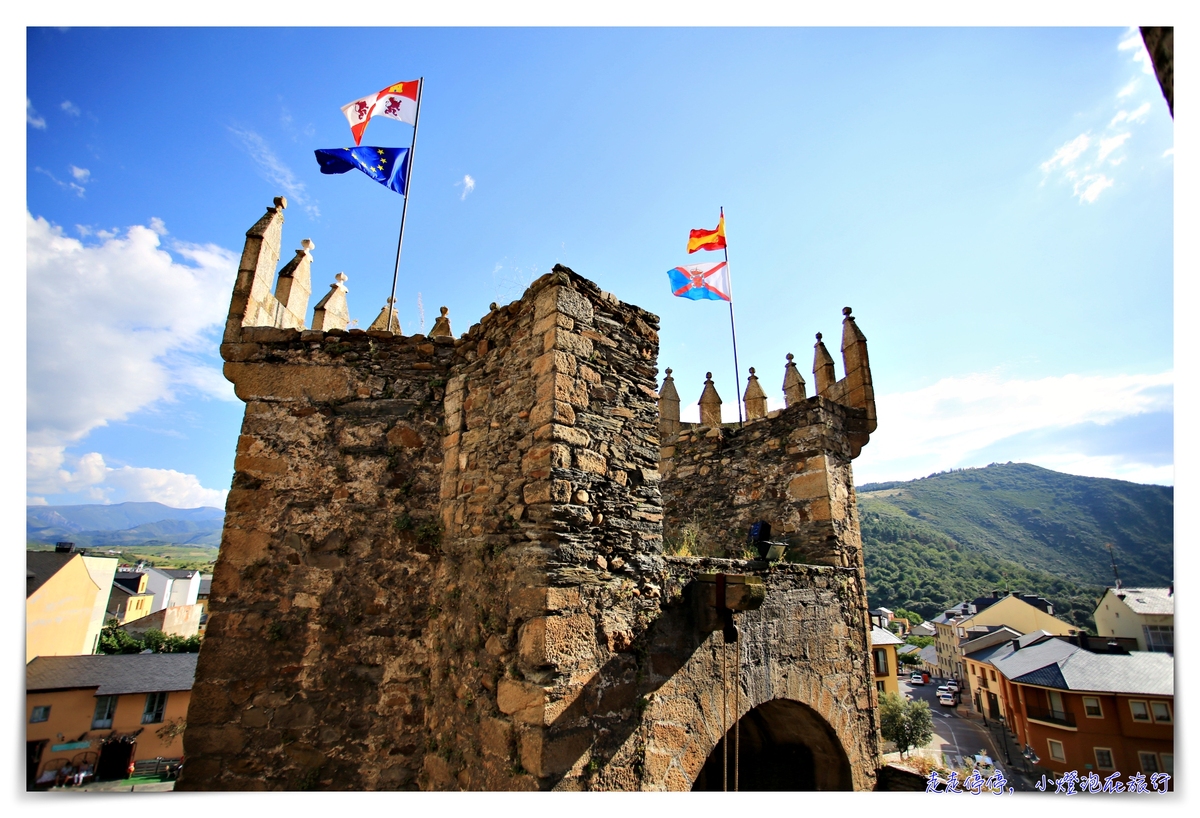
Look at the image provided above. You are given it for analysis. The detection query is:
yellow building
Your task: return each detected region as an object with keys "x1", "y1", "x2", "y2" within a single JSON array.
[
  {"x1": 870, "y1": 626, "x2": 903, "y2": 697},
  {"x1": 1093, "y1": 587, "x2": 1174, "y2": 653},
  {"x1": 932, "y1": 592, "x2": 1076, "y2": 682},
  {"x1": 107, "y1": 571, "x2": 155, "y2": 625},
  {"x1": 26, "y1": 550, "x2": 118, "y2": 663},
  {"x1": 26, "y1": 653, "x2": 196, "y2": 787}
]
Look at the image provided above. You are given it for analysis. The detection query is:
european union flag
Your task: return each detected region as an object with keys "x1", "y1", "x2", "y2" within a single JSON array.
[{"x1": 314, "y1": 146, "x2": 410, "y2": 195}]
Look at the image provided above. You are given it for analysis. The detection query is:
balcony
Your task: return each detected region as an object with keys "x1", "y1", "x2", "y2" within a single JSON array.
[{"x1": 1026, "y1": 704, "x2": 1076, "y2": 729}]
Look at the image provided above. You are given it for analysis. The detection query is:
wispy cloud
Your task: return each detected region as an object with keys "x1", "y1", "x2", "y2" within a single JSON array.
[
  {"x1": 1040, "y1": 134, "x2": 1090, "y2": 174},
  {"x1": 1117, "y1": 26, "x2": 1154, "y2": 75},
  {"x1": 27, "y1": 98, "x2": 46, "y2": 129},
  {"x1": 1096, "y1": 133, "x2": 1131, "y2": 163},
  {"x1": 1037, "y1": 31, "x2": 1164, "y2": 206},
  {"x1": 1073, "y1": 174, "x2": 1114, "y2": 204},
  {"x1": 61, "y1": 100, "x2": 80, "y2": 116},
  {"x1": 35, "y1": 166, "x2": 86, "y2": 197},
  {"x1": 458, "y1": 174, "x2": 476, "y2": 200},
  {"x1": 852, "y1": 370, "x2": 1173, "y2": 485},
  {"x1": 69, "y1": 165, "x2": 91, "y2": 183},
  {"x1": 228, "y1": 125, "x2": 319, "y2": 218}
]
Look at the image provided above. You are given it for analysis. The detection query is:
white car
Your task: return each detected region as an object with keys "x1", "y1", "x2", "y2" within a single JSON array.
[
  {"x1": 936, "y1": 685, "x2": 950, "y2": 696},
  {"x1": 938, "y1": 692, "x2": 957, "y2": 707},
  {"x1": 946, "y1": 680, "x2": 960, "y2": 693},
  {"x1": 910, "y1": 673, "x2": 925, "y2": 685}
]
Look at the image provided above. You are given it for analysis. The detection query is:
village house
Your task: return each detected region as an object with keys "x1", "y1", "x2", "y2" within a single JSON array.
[
  {"x1": 931, "y1": 592, "x2": 1075, "y2": 684},
  {"x1": 986, "y1": 632, "x2": 1173, "y2": 783},
  {"x1": 26, "y1": 546, "x2": 118, "y2": 663},
  {"x1": 870, "y1": 626, "x2": 903, "y2": 697},
  {"x1": 1093, "y1": 586, "x2": 1174, "y2": 653},
  {"x1": 108, "y1": 570, "x2": 155, "y2": 626},
  {"x1": 26, "y1": 653, "x2": 196, "y2": 788}
]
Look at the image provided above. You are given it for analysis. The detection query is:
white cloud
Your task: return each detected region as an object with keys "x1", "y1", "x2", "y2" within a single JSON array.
[
  {"x1": 61, "y1": 100, "x2": 80, "y2": 116},
  {"x1": 1096, "y1": 133, "x2": 1131, "y2": 163},
  {"x1": 28, "y1": 450, "x2": 227, "y2": 507},
  {"x1": 853, "y1": 370, "x2": 1172, "y2": 485},
  {"x1": 27, "y1": 98, "x2": 46, "y2": 129},
  {"x1": 1117, "y1": 80, "x2": 1139, "y2": 98},
  {"x1": 1163, "y1": 147, "x2": 1174, "y2": 159},
  {"x1": 228, "y1": 126, "x2": 319, "y2": 218},
  {"x1": 149, "y1": 216, "x2": 167, "y2": 235},
  {"x1": 35, "y1": 166, "x2": 85, "y2": 197},
  {"x1": 69, "y1": 165, "x2": 91, "y2": 182},
  {"x1": 1117, "y1": 27, "x2": 1154, "y2": 75},
  {"x1": 1124, "y1": 102, "x2": 1151, "y2": 124},
  {"x1": 458, "y1": 174, "x2": 476, "y2": 200},
  {"x1": 1073, "y1": 174, "x2": 1114, "y2": 204},
  {"x1": 26, "y1": 212, "x2": 238, "y2": 502},
  {"x1": 1039, "y1": 134, "x2": 1090, "y2": 173}
]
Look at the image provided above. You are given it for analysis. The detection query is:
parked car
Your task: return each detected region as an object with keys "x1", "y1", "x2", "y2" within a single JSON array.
[
  {"x1": 946, "y1": 680, "x2": 960, "y2": 693},
  {"x1": 936, "y1": 685, "x2": 950, "y2": 696},
  {"x1": 910, "y1": 673, "x2": 925, "y2": 685},
  {"x1": 938, "y1": 692, "x2": 957, "y2": 707}
]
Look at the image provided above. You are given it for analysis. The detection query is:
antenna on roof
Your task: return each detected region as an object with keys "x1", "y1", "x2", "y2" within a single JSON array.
[{"x1": 1106, "y1": 543, "x2": 1122, "y2": 590}]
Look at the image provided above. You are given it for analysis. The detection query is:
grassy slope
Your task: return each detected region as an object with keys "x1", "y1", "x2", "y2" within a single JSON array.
[{"x1": 859, "y1": 462, "x2": 1173, "y2": 632}]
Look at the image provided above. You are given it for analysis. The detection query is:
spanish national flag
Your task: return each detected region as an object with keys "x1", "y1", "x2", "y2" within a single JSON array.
[{"x1": 687, "y1": 213, "x2": 727, "y2": 254}]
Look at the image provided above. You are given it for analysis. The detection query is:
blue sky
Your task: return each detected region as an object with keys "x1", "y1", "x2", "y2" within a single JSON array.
[{"x1": 25, "y1": 25, "x2": 1176, "y2": 508}]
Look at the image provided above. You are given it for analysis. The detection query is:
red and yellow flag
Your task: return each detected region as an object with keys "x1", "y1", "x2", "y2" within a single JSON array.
[{"x1": 687, "y1": 213, "x2": 726, "y2": 253}]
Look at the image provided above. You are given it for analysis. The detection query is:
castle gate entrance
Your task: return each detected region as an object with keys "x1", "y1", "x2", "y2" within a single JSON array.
[{"x1": 691, "y1": 699, "x2": 853, "y2": 791}]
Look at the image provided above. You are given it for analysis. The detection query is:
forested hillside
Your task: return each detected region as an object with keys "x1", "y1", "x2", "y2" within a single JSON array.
[{"x1": 859, "y1": 463, "x2": 1173, "y2": 633}]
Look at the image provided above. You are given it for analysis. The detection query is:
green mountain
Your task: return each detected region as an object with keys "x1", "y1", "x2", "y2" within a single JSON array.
[
  {"x1": 26, "y1": 502, "x2": 224, "y2": 548},
  {"x1": 858, "y1": 462, "x2": 1173, "y2": 632}
]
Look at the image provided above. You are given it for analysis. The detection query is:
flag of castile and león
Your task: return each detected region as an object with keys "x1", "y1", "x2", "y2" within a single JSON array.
[{"x1": 341, "y1": 80, "x2": 420, "y2": 145}]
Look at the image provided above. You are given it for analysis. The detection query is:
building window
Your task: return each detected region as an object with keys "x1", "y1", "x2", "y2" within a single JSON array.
[
  {"x1": 1138, "y1": 752, "x2": 1160, "y2": 774},
  {"x1": 1048, "y1": 739, "x2": 1066, "y2": 763},
  {"x1": 1094, "y1": 748, "x2": 1115, "y2": 770},
  {"x1": 873, "y1": 649, "x2": 888, "y2": 676},
  {"x1": 989, "y1": 669, "x2": 996, "y2": 681},
  {"x1": 1150, "y1": 701, "x2": 1172, "y2": 723},
  {"x1": 1160, "y1": 754, "x2": 1173, "y2": 775},
  {"x1": 1083, "y1": 697, "x2": 1103, "y2": 718},
  {"x1": 142, "y1": 692, "x2": 168, "y2": 724},
  {"x1": 876, "y1": 681, "x2": 885, "y2": 694},
  {"x1": 30, "y1": 706, "x2": 50, "y2": 723},
  {"x1": 92, "y1": 696, "x2": 117, "y2": 729},
  {"x1": 1143, "y1": 625, "x2": 1173, "y2": 653},
  {"x1": 1129, "y1": 700, "x2": 1151, "y2": 722}
]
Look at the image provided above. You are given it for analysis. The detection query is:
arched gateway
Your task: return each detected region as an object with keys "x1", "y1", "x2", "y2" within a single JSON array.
[
  {"x1": 182, "y1": 199, "x2": 880, "y2": 791},
  {"x1": 693, "y1": 699, "x2": 853, "y2": 791}
]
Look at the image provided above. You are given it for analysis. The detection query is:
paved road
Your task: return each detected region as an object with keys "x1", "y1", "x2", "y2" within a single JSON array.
[{"x1": 899, "y1": 676, "x2": 1024, "y2": 788}]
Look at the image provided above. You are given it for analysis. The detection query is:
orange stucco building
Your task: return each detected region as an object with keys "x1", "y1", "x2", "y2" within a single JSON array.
[
  {"x1": 988, "y1": 633, "x2": 1173, "y2": 784},
  {"x1": 26, "y1": 653, "x2": 196, "y2": 788}
]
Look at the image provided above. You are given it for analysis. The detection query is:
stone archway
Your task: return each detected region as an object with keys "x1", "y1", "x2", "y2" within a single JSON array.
[{"x1": 691, "y1": 699, "x2": 854, "y2": 791}]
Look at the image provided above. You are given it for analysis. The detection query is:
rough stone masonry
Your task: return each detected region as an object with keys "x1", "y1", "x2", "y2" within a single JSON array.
[{"x1": 180, "y1": 197, "x2": 883, "y2": 791}]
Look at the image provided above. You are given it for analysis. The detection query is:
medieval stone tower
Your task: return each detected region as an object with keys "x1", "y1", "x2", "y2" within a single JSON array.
[{"x1": 179, "y1": 197, "x2": 882, "y2": 792}]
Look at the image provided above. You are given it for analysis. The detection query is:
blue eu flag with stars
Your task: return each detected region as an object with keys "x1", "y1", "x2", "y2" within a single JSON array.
[{"x1": 314, "y1": 146, "x2": 410, "y2": 195}]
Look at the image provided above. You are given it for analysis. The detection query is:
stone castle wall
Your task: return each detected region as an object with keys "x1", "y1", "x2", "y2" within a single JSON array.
[
  {"x1": 182, "y1": 198, "x2": 882, "y2": 791},
  {"x1": 661, "y1": 397, "x2": 866, "y2": 569}
]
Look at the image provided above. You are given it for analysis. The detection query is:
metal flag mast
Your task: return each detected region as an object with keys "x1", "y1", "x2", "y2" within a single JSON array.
[
  {"x1": 387, "y1": 77, "x2": 424, "y2": 331},
  {"x1": 722, "y1": 206, "x2": 743, "y2": 425}
]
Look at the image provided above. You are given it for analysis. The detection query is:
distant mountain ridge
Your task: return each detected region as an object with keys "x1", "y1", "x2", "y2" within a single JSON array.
[
  {"x1": 858, "y1": 462, "x2": 1173, "y2": 632},
  {"x1": 27, "y1": 501, "x2": 225, "y2": 548}
]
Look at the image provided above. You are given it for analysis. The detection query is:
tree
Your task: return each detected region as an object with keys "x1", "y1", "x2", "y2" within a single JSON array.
[{"x1": 879, "y1": 692, "x2": 934, "y2": 758}]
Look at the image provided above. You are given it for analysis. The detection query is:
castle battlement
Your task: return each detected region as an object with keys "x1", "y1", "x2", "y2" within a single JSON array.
[{"x1": 182, "y1": 198, "x2": 882, "y2": 792}]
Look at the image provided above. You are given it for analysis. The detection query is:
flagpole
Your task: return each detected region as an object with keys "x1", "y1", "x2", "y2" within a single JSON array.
[
  {"x1": 387, "y1": 77, "x2": 424, "y2": 332},
  {"x1": 722, "y1": 207, "x2": 743, "y2": 426}
]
